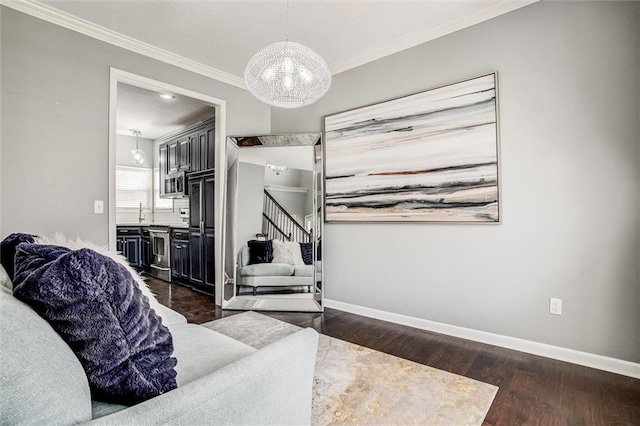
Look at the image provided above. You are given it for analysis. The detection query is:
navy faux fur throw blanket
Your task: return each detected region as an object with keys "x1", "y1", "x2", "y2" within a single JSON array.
[
  {"x1": 0, "y1": 233, "x2": 35, "y2": 280},
  {"x1": 13, "y1": 243, "x2": 177, "y2": 405}
]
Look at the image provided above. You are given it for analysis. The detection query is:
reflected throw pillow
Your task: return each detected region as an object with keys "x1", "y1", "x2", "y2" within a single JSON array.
[
  {"x1": 12, "y1": 243, "x2": 177, "y2": 405},
  {"x1": 247, "y1": 240, "x2": 273, "y2": 264},
  {"x1": 299, "y1": 242, "x2": 313, "y2": 266},
  {"x1": 272, "y1": 239, "x2": 305, "y2": 266}
]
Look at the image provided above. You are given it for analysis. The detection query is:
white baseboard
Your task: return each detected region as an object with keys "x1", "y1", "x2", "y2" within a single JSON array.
[{"x1": 324, "y1": 299, "x2": 640, "y2": 379}]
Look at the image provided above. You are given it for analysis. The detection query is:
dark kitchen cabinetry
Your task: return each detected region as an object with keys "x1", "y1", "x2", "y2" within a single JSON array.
[
  {"x1": 170, "y1": 229, "x2": 190, "y2": 283},
  {"x1": 116, "y1": 227, "x2": 142, "y2": 270},
  {"x1": 158, "y1": 144, "x2": 168, "y2": 197},
  {"x1": 167, "y1": 137, "x2": 190, "y2": 173},
  {"x1": 141, "y1": 227, "x2": 151, "y2": 271},
  {"x1": 189, "y1": 123, "x2": 215, "y2": 173},
  {"x1": 188, "y1": 172, "x2": 215, "y2": 294},
  {"x1": 178, "y1": 137, "x2": 191, "y2": 170},
  {"x1": 157, "y1": 117, "x2": 214, "y2": 198},
  {"x1": 167, "y1": 142, "x2": 177, "y2": 174}
]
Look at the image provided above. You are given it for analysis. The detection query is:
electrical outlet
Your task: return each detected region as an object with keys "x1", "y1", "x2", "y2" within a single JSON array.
[{"x1": 550, "y1": 298, "x2": 562, "y2": 315}]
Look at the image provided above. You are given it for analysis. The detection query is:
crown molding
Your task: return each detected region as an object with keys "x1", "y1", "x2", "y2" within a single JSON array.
[
  {"x1": 1, "y1": 0, "x2": 247, "y2": 89},
  {"x1": 2, "y1": 0, "x2": 538, "y2": 85},
  {"x1": 329, "y1": 0, "x2": 538, "y2": 75}
]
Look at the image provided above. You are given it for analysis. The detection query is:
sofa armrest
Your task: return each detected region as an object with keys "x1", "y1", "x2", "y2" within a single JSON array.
[
  {"x1": 83, "y1": 328, "x2": 319, "y2": 426},
  {"x1": 154, "y1": 304, "x2": 188, "y2": 327}
]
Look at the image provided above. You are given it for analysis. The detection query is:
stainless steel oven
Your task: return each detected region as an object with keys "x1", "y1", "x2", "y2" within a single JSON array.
[{"x1": 149, "y1": 226, "x2": 171, "y2": 282}]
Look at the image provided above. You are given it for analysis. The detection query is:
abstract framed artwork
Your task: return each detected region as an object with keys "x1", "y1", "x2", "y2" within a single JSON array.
[{"x1": 323, "y1": 72, "x2": 500, "y2": 223}]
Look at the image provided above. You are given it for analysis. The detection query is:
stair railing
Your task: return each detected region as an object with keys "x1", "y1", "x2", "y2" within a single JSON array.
[{"x1": 262, "y1": 189, "x2": 311, "y2": 242}]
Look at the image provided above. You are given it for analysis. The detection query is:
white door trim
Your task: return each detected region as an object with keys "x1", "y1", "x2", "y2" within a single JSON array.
[{"x1": 108, "y1": 68, "x2": 227, "y2": 306}]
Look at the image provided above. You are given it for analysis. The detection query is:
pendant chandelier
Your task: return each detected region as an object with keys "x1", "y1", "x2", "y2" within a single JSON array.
[
  {"x1": 129, "y1": 129, "x2": 145, "y2": 165},
  {"x1": 268, "y1": 164, "x2": 288, "y2": 175},
  {"x1": 244, "y1": 2, "x2": 331, "y2": 109}
]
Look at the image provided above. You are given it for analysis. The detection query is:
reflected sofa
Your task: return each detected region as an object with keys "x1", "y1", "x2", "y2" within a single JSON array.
[{"x1": 238, "y1": 246, "x2": 314, "y2": 295}]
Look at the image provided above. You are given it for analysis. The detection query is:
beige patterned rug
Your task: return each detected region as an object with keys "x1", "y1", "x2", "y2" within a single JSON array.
[{"x1": 203, "y1": 311, "x2": 497, "y2": 426}]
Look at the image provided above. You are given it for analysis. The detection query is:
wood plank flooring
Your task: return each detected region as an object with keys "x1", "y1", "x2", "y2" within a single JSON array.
[{"x1": 146, "y1": 277, "x2": 640, "y2": 425}]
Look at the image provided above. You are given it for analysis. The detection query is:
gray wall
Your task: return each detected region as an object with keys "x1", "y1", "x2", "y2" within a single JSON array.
[
  {"x1": 272, "y1": 2, "x2": 640, "y2": 362},
  {"x1": 1, "y1": 7, "x2": 270, "y2": 244}
]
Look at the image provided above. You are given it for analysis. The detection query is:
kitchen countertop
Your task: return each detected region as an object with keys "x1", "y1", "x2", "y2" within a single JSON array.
[{"x1": 116, "y1": 223, "x2": 189, "y2": 229}]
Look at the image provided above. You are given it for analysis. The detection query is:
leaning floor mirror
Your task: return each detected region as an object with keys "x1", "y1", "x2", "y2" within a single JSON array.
[{"x1": 222, "y1": 133, "x2": 323, "y2": 312}]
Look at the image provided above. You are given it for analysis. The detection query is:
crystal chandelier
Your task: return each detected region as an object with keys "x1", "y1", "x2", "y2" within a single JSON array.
[
  {"x1": 243, "y1": 3, "x2": 331, "y2": 108},
  {"x1": 129, "y1": 129, "x2": 145, "y2": 165}
]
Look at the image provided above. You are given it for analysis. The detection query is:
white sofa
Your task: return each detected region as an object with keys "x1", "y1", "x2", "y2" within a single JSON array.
[
  {"x1": 0, "y1": 264, "x2": 319, "y2": 425},
  {"x1": 238, "y1": 246, "x2": 314, "y2": 295}
]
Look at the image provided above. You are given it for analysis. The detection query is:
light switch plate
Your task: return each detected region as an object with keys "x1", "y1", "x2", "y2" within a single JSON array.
[{"x1": 94, "y1": 200, "x2": 104, "y2": 214}]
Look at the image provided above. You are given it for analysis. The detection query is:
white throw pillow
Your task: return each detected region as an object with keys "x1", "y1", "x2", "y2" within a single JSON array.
[
  {"x1": 287, "y1": 242, "x2": 305, "y2": 266},
  {"x1": 271, "y1": 239, "x2": 291, "y2": 264},
  {"x1": 271, "y1": 239, "x2": 305, "y2": 266}
]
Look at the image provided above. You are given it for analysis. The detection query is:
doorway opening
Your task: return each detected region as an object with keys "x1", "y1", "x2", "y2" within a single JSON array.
[{"x1": 108, "y1": 68, "x2": 227, "y2": 305}]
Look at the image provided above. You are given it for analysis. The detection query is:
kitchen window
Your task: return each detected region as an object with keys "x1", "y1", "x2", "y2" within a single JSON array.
[
  {"x1": 116, "y1": 165, "x2": 173, "y2": 210},
  {"x1": 116, "y1": 166, "x2": 152, "y2": 209},
  {"x1": 153, "y1": 168, "x2": 173, "y2": 210}
]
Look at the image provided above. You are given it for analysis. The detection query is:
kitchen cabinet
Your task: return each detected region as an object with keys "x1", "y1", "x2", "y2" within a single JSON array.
[
  {"x1": 190, "y1": 123, "x2": 215, "y2": 173},
  {"x1": 170, "y1": 229, "x2": 190, "y2": 283},
  {"x1": 167, "y1": 137, "x2": 189, "y2": 173},
  {"x1": 116, "y1": 227, "x2": 142, "y2": 270},
  {"x1": 159, "y1": 144, "x2": 167, "y2": 196},
  {"x1": 178, "y1": 137, "x2": 190, "y2": 171},
  {"x1": 141, "y1": 227, "x2": 152, "y2": 271},
  {"x1": 157, "y1": 118, "x2": 214, "y2": 197},
  {"x1": 188, "y1": 172, "x2": 215, "y2": 294},
  {"x1": 167, "y1": 142, "x2": 177, "y2": 173}
]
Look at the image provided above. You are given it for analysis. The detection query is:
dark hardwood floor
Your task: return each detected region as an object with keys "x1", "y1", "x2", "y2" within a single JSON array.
[{"x1": 146, "y1": 277, "x2": 640, "y2": 425}]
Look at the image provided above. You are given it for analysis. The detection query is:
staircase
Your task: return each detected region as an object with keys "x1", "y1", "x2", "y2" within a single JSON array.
[{"x1": 262, "y1": 189, "x2": 311, "y2": 242}]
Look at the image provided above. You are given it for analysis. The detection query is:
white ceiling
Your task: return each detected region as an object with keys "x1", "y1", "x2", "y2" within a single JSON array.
[
  {"x1": 29, "y1": 0, "x2": 537, "y2": 138},
  {"x1": 39, "y1": 0, "x2": 537, "y2": 81},
  {"x1": 117, "y1": 82, "x2": 214, "y2": 139}
]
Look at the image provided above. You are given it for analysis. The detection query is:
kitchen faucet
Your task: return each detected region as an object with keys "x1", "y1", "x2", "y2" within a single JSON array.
[{"x1": 138, "y1": 202, "x2": 145, "y2": 223}]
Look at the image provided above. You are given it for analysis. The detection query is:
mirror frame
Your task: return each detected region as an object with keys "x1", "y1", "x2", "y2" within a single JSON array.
[{"x1": 222, "y1": 133, "x2": 324, "y2": 312}]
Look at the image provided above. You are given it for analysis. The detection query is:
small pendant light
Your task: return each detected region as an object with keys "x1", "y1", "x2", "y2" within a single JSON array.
[{"x1": 130, "y1": 129, "x2": 145, "y2": 165}]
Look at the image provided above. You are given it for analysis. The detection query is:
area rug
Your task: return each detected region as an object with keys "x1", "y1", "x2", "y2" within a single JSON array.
[{"x1": 203, "y1": 311, "x2": 497, "y2": 425}]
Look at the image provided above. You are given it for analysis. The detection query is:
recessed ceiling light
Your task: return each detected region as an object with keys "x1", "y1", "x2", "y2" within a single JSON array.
[{"x1": 159, "y1": 93, "x2": 175, "y2": 99}]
